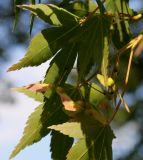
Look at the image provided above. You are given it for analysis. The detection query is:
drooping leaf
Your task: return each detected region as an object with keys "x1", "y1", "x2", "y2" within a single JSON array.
[
  {"x1": 96, "y1": 0, "x2": 106, "y2": 14},
  {"x1": 66, "y1": 122, "x2": 115, "y2": 160},
  {"x1": 50, "y1": 131, "x2": 74, "y2": 160},
  {"x1": 13, "y1": 0, "x2": 25, "y2": 31},
  {"x1": 10, "y1": 93, "x2": 69, "y2": 159},
  {"x1": 13, "y1": 87, "x2": 44, "y2": 102},
  {"x1": 10, "y1": 104, "x2": 46, "y2": 159},
  {"x1": 8, "y1": 26, "x2": 76, "y2": 71},
  {"x1": 106, "y1": 0, "x2": 133, "y2": 47},
  {"x1": 49, "y1": 110, "x2": 108, "y2": 140},
  {"x1": 56, "y1": 86, "x2": 83, "y2": 112},
  {"x1": 44, "y1": 43, "x2": 77, "y2": 98},
  {"x1": 77, "y1": 15, "x2": 111, "y2": 81},
  {"x1": 29, "y1": 14, "x2": 35, "y2": 35},
  {"x1": 29, "y1": 0, "x2": 36, "y2": 34},
  {"x1": 101, "y1": 36, "x2": 109, "y2": 87},
  {"x1": 18, "y1": 4, "x2": 79, "y2": 26},
  {"x1": 49, "y1": 122, "x2": 84, "y2": 139},
  {"x1": 80, "y1": 83, "x2": 105, "y2": 106},
  {"x1": 23, "y1": 83, "x2": 54, "y2": 92},
  {"x1": 64, "y1": 0, "x2": 97, "y2": 17},
  {"x1": 106, "y1": 0, "x2": 133, "y2": 16},
  {"x1": 66, "y1": 139, "x2": 89, "y2": 160}
]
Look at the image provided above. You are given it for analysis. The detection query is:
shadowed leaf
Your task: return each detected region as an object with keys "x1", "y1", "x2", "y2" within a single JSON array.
[
  {"x1": 66, "y1": 113, "x2": 115, "y2": 160},
  {"x1": 50, "y1": 131, "x2": 74, "y2": 160}
]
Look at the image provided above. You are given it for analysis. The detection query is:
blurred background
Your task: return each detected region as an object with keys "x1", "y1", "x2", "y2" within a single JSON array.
[{"x1": 0, "y1": 0, "x2": 143, "y2": 159}]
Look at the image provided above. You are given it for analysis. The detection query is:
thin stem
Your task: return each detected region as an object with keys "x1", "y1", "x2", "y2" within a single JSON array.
[
  {"x1": 87, "y1": 82, "x2": 106, "y2": 95},
  {"x1": 108, "y1": 98, "x2": 122, "y2": 123},
  {"x1": 125, "y1": 47, "x2": 134, "y2": 85}
]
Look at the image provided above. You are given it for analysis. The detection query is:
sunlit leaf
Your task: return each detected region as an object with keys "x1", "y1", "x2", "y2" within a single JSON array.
[
  {"x1": 65, "y1": 0, "x2": 97, "y2": 17},
  {"x1": 44, "y1": 43, "x2": 77, "y2": 98},
  {"x1": 8, "y1": 26, "x2": 76, "y2": 71},
  {"x1": 101, "y1": 36, "x2": 109, "y2": 87},
  {"x1": 49, "y1": 122, "x2": 84, "y2": 138},
  {"x1": 23, "y1": 83, "x2": 54, "y2": 92},
  {"x1": 19, "y1": 4, "x2": 79, "y2": 26},
  {"x1": 10, "y1": 93, "x2": 69, "y2": 159},
  {"x1": 13, "y1": 87, "x2": 44, "y2": 102},
  {"x1": 106, "y1": 0, "x2": 133, "y2": 46},
  {"x1": 66, "y1": 119, "x2": 115, "y2": 160},
  {"x1": 10, "y1": 104, "x2": 47, "y2": 159},
  {"x1": 80, "y1": 83, "x2": 105, "y2": 106}
]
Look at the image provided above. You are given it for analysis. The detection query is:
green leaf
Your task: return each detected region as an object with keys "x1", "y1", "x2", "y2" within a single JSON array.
[
  {"x1": 101, "y1": 36, "x2": 109, "y2": 87},
  {"x1": 65, "y1": 0, "x2": 97, "y2": 17},
  {"x1": 66, "y1": 126, "x2": 115, "y2": 160},
  {"x1": 49, "y1": 122, "x2": 84, "y2": 138},
  {"x1": 106, "y1": 0, "x2": 133, "y2": 44},
  {"x1": 10, "y1": 104, "x2": 46, "y2": 159},
  {"x1": 8, "y1": 26, "x2": 76, "y2": 71},
  {"x1": 19, "y1": 4, "x2": 79, "y2": 26},
  {"x1": 77, "y1": 16, "x2": 111, "y2": 81},
  {"x1": 44, "y1": 43, "x2": 77, "y2": 98},
  {"x1": 29, "y1": 14, "x2": 35, "y2": 35},
  {"x1": 29, "y1": 0, "x2": 36, "y2": 35},
  {"x1": 106, "y1": 0, "x2": 133, "y2": 15},
  {"x1": 66, "y1": 139, "x2": 89, "y2": 160},
  {"x1": 49, "y1": 109, "x2": 108, "y2": 138},
  {"x1": 13, "y1": 87, "x2": 44, "y2": 102},
  {"x1": 13, "y1": 0, "x2": 25, "y2": 31},
  {"x1": 65, "y1": 114, "x2": 115, "y2": 160},
  {"x1": 80, "y1": 83, "x2": 105, "y2": 106},
  {"x1": 10, "y1": 93, "x2": 69, "y2": 159},
  {"x1": 96, "y1": 0, "x2": 106, "y2": 14},
  {"x1": 50, "y1": 131, "x2": 73, "y2": 160}
]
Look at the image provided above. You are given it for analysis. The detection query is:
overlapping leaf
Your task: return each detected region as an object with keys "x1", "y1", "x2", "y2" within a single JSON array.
[
  {"x1": 65, "y1": 0, "x2": 97, "y2": 17},
  {"x1": 66, "y1": 117, "x2": 115, "y2": 160},
  {"x1": 56, "y1": 87, "x2": 83, "y2": 113},
  {"x1": 10, "y1": 93, "x2": 69, "y2": 159},
  {"x1": 50, "y1": 113, "x2": 115, "y2": 160},
  {"x1": 50, "y1": 131, "x2": 73, "y2": 160},
  {"x1": 49, "y1": 111, "x2": 108, "y2": 139},
  {"x1": 44, "y1": 43, "x2": 77, "y2": 98},
  {"x1": 106, "y1": 0, "x2": 134, "y2": 46},
  {"x1": 66, "y1": 127, "x2": 114, "y2": 160},
  {"x1": 49, "y1": 122, "x2": 84, "y2": 139},
  {"x1": 13, "y1": 87, "x2": 44, "y2": 102},
  {"x1": 23, "y1": 83, "x2": 54, "y2": 92},
  {"x1": 8, "y1": 25, "x2": 77, "y2": 71},
  {"x1": 80, "y1": 83, "x2": 105, "y2": 106},
  {"x1": 101, "y1": 36, "x2": 109, "y2": 87},
  {"x1": 18, "y1": 4, "x2": 79, "y2": 26},
  {"x1": 77, "y1": 15, "x2": 111, "y2": 81},
  {"x1": 10, "y1": 104, "x2": 46, "y2": 159},
  {"x1": 13, "y1": 0, "x2": 26, "y2": 30}
]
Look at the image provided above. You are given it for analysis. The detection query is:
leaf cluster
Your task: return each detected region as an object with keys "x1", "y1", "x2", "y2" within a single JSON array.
[{"x1": 8, "y1": 0, "x2": 143, "y2": 159}]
